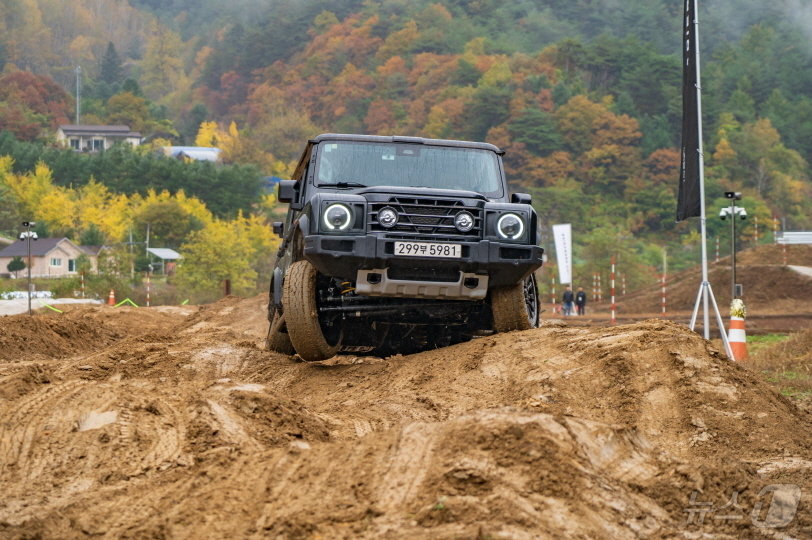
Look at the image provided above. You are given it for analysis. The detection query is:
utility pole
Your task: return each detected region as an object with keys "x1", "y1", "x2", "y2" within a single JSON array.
[{"x1": 75, "y1": 66, "x2": 82, "y2": 124}]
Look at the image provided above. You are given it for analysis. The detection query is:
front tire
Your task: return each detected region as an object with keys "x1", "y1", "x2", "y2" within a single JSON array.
[
  {"x1": 490, "y1": 274, "x2": 539, "y2": 332},
  {"x1": 282, "y1": 260, "x2": 341, "y2": 361}
]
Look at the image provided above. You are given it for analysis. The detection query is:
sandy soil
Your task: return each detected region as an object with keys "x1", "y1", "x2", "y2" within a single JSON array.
[{"x1": 1, "y1": 295, "x2": 811, "y2": 538}]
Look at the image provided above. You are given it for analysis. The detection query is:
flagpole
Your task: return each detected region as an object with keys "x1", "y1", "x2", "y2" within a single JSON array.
[
  {"x1": 692, "y1": 0, "x2": 710, "y2": 340},
  {"x1": 685, "y1": 0, "x2": 734, "y2": 359}
]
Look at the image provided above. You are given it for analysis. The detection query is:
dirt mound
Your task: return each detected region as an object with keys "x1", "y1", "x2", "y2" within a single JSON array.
[
  {"x1": 0, "y1": 312, "x2": 123, "y2": 362},
  {"x1": 1, "y1": 300, "x2": 811, "y2": 538},
  {"x1": 622, "y1": 262, "x2": 812, "y2": 314},
  {"x1": 736, "y1": 243, "x2": 812, "y2": 267},
  {"x1": 176, "y1": 294, "x2": 269, "y2": 344}
]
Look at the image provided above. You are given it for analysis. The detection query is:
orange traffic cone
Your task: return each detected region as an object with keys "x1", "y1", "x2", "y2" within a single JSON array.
[
  {"x1": 107, "y1": 289, "x2": 116, "y2": 306},
  {"x1": 728, "y1": 316, "x2": 747, "y2": 361}
]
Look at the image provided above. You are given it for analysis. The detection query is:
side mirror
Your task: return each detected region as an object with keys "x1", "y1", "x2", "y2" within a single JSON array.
[
  {"x1": 272, "y1": 221, "x2": 284, "y2": 237},
  {"x1": 511, "y1": 192, "x2": 531, "y2": 205},
  {"x1": 277, "y1": 180, "x2": 298, "y2": 204}
]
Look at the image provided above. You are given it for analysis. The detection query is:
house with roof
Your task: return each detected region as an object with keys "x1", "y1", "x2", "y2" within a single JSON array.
[
  {"x1": 56, "y1": 125, "x2": 142, "y2": 152},
  {"x1": 0, "y1": 237, "x2": 97, "y2": 278}
]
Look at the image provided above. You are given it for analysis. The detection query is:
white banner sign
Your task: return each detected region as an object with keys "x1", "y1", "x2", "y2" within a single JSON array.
[{"x1": 552, "y1": 223, "x2": 572, "y2": 285}]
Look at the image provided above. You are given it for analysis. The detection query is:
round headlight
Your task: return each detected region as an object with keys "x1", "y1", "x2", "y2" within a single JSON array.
[
  {"x1": 497, "y1": 213, "x2": 524, "y2": 239},
  {"x1": 454, "y1": 211, "x2": 474, "y2": 232},
  {"x1": 377, "y1": 206, "x2": 399, "y2": 228},
  {"x1": 323, "y1": 203, "x2": 352, "y2": 230}
]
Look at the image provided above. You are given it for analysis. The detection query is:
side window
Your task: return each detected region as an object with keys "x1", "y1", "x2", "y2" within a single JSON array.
[{"x1": 68, "y1": 259, "x2": 76, "y2": 272}]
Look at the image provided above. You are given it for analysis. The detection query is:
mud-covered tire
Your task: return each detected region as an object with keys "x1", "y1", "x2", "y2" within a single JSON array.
[
  {"x1": 265, "y1": 310, "x2": 295, "y2": 355},
  {"x1": 282, "y1": 260, "x2": 341, "y2": 361},
  {"x1": 491, "y1": 274, "x2": 539, "y2": 332}
]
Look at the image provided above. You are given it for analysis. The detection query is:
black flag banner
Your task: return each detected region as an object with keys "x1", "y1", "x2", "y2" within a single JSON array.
[{"x1": 677, "y1": 0, "x2": 701, "y2": 221}]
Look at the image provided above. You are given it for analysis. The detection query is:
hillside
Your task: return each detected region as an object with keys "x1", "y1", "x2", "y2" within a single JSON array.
[{"x1": 1, "y1": 0, "x2": 811, "y2": 285}]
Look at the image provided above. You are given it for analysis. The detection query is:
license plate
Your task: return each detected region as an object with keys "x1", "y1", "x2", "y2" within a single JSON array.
[{"x1": 394, "y1": 241, "x2": 462, "y2": 258}]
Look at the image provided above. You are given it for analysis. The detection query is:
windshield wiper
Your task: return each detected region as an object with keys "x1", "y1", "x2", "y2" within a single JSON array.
[{"x1": 318, "y1": 181, "x2": 367, "y2": 188}]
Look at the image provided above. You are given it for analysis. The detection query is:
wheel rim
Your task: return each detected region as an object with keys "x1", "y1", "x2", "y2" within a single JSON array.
[{"x1": 523, "y1": 274, "x2": 539, "y2": 326}]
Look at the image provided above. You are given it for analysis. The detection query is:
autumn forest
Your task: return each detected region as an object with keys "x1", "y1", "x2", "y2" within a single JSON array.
[{"x1": 1, "y1": 0, "x2": 812, "y2": 297}]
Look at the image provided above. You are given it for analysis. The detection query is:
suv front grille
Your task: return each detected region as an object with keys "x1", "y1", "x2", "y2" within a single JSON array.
[{"x1": 369, "y1": 197, "x2": 483, "y2": 240}]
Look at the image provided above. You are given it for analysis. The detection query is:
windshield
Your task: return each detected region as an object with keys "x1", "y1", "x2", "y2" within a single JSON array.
[{"x1": 315, "y1": 141, "x2": 503, "y2": 197}]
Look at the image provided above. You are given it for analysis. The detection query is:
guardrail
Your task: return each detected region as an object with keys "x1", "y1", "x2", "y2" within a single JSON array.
[{"x1": 776, "y1": 232, "x2": 812, "y2": 245}]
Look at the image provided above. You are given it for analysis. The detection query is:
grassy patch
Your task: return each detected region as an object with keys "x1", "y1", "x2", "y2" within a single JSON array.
[
  {"x1": 746, "y1": 333, "x2": 790, "y2": 355},
  {"x1": 746, "y1": 330, "x2": 812, "y2": 402}
]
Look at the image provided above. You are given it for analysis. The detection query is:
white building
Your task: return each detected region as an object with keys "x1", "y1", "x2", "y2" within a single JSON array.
[{"x1": 56, "y1": 125, "x2": 142, "y2": 152}]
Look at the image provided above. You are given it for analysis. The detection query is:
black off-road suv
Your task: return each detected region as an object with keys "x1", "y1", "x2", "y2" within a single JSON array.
[{"x1": 266, "y1": 134, "x2": 543, "y2": 361}]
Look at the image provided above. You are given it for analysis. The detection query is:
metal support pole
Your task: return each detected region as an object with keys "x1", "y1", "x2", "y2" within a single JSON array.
[
  {"x1": 731, "y1": 199, "x2": 737, "y2": 300},
  {"x1": 683, "y1": 0, "x2": 709, "y2": 339},
  {"x1": 773, "y1": 216, "x2": 778, "y2": 244},
  {"x1": 662, "y1": 248, "x2": 668, "y2": 315},
  {"x1": 26, "y1": 227, "x2": 32, "y2": 316},
  {"x1": 592, "y1": 273, "x2": 597, "y2": 302},
  {"x1": 610, "y1": 256, "x2": 616, "y2": 325},
  {"x1": 597, "y1": 274, "x2": 602, "y2": 302},
  {"x1": 754, "y1": 215, "x2": 759, "y2": 246},
  {"x1": 551, "y1": 275, "x2": 556, "y2": 315}
]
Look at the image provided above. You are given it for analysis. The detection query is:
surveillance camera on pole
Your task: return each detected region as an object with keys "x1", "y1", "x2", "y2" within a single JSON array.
[
  {"x1": 719, "y1": 196, "x2": 745, "y2": 300},
  {"x1": 21, "y1": 221, "x2": 37, "y2": 315}
]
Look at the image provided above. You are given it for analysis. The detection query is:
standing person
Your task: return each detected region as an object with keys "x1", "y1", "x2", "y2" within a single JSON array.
[
  {"x1": 575, "y1": 286, "x2": 587, "y2": 316},
  {"x1": 562, "y1": 285, "x2": 574, "y2": 316}
]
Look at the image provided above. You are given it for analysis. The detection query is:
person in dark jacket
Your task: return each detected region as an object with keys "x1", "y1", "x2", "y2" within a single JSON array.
[
  {"x1": 575, "y1": 287, "x2": 587, "y2": 316},
  {"x1": 562, "y1": 285, "x2": 574, "y2": 316}
]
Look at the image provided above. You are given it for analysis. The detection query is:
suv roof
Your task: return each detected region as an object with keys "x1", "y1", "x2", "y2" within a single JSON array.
[{"x1": 310, "y1": 133, "x2": 504, "y2": 155}]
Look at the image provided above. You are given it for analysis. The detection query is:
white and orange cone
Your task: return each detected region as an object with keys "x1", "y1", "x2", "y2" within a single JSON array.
[
  {"x1": 728, "y1": 299, "x2": 747, "y2": 361},
  {"x1": 107, "y1": 289, "x2": 116, "y2": 306}
]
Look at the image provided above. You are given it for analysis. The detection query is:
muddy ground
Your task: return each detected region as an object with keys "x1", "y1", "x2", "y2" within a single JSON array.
[{"x1": 1, "y1": 294, "x2": 810, "y2": 538}]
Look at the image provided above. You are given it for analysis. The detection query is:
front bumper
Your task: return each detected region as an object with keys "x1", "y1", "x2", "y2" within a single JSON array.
[{"x1": 303, "y1": 234, "x2": 543, "y2": 291}]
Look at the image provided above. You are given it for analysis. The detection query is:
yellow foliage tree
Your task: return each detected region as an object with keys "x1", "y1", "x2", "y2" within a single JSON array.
[
  {"x1": 175, "y1": 218, "x2": 259, "y2": 299},
  {"x1": 195, "y1": 121, "x2": 220, "y2": 147}
]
